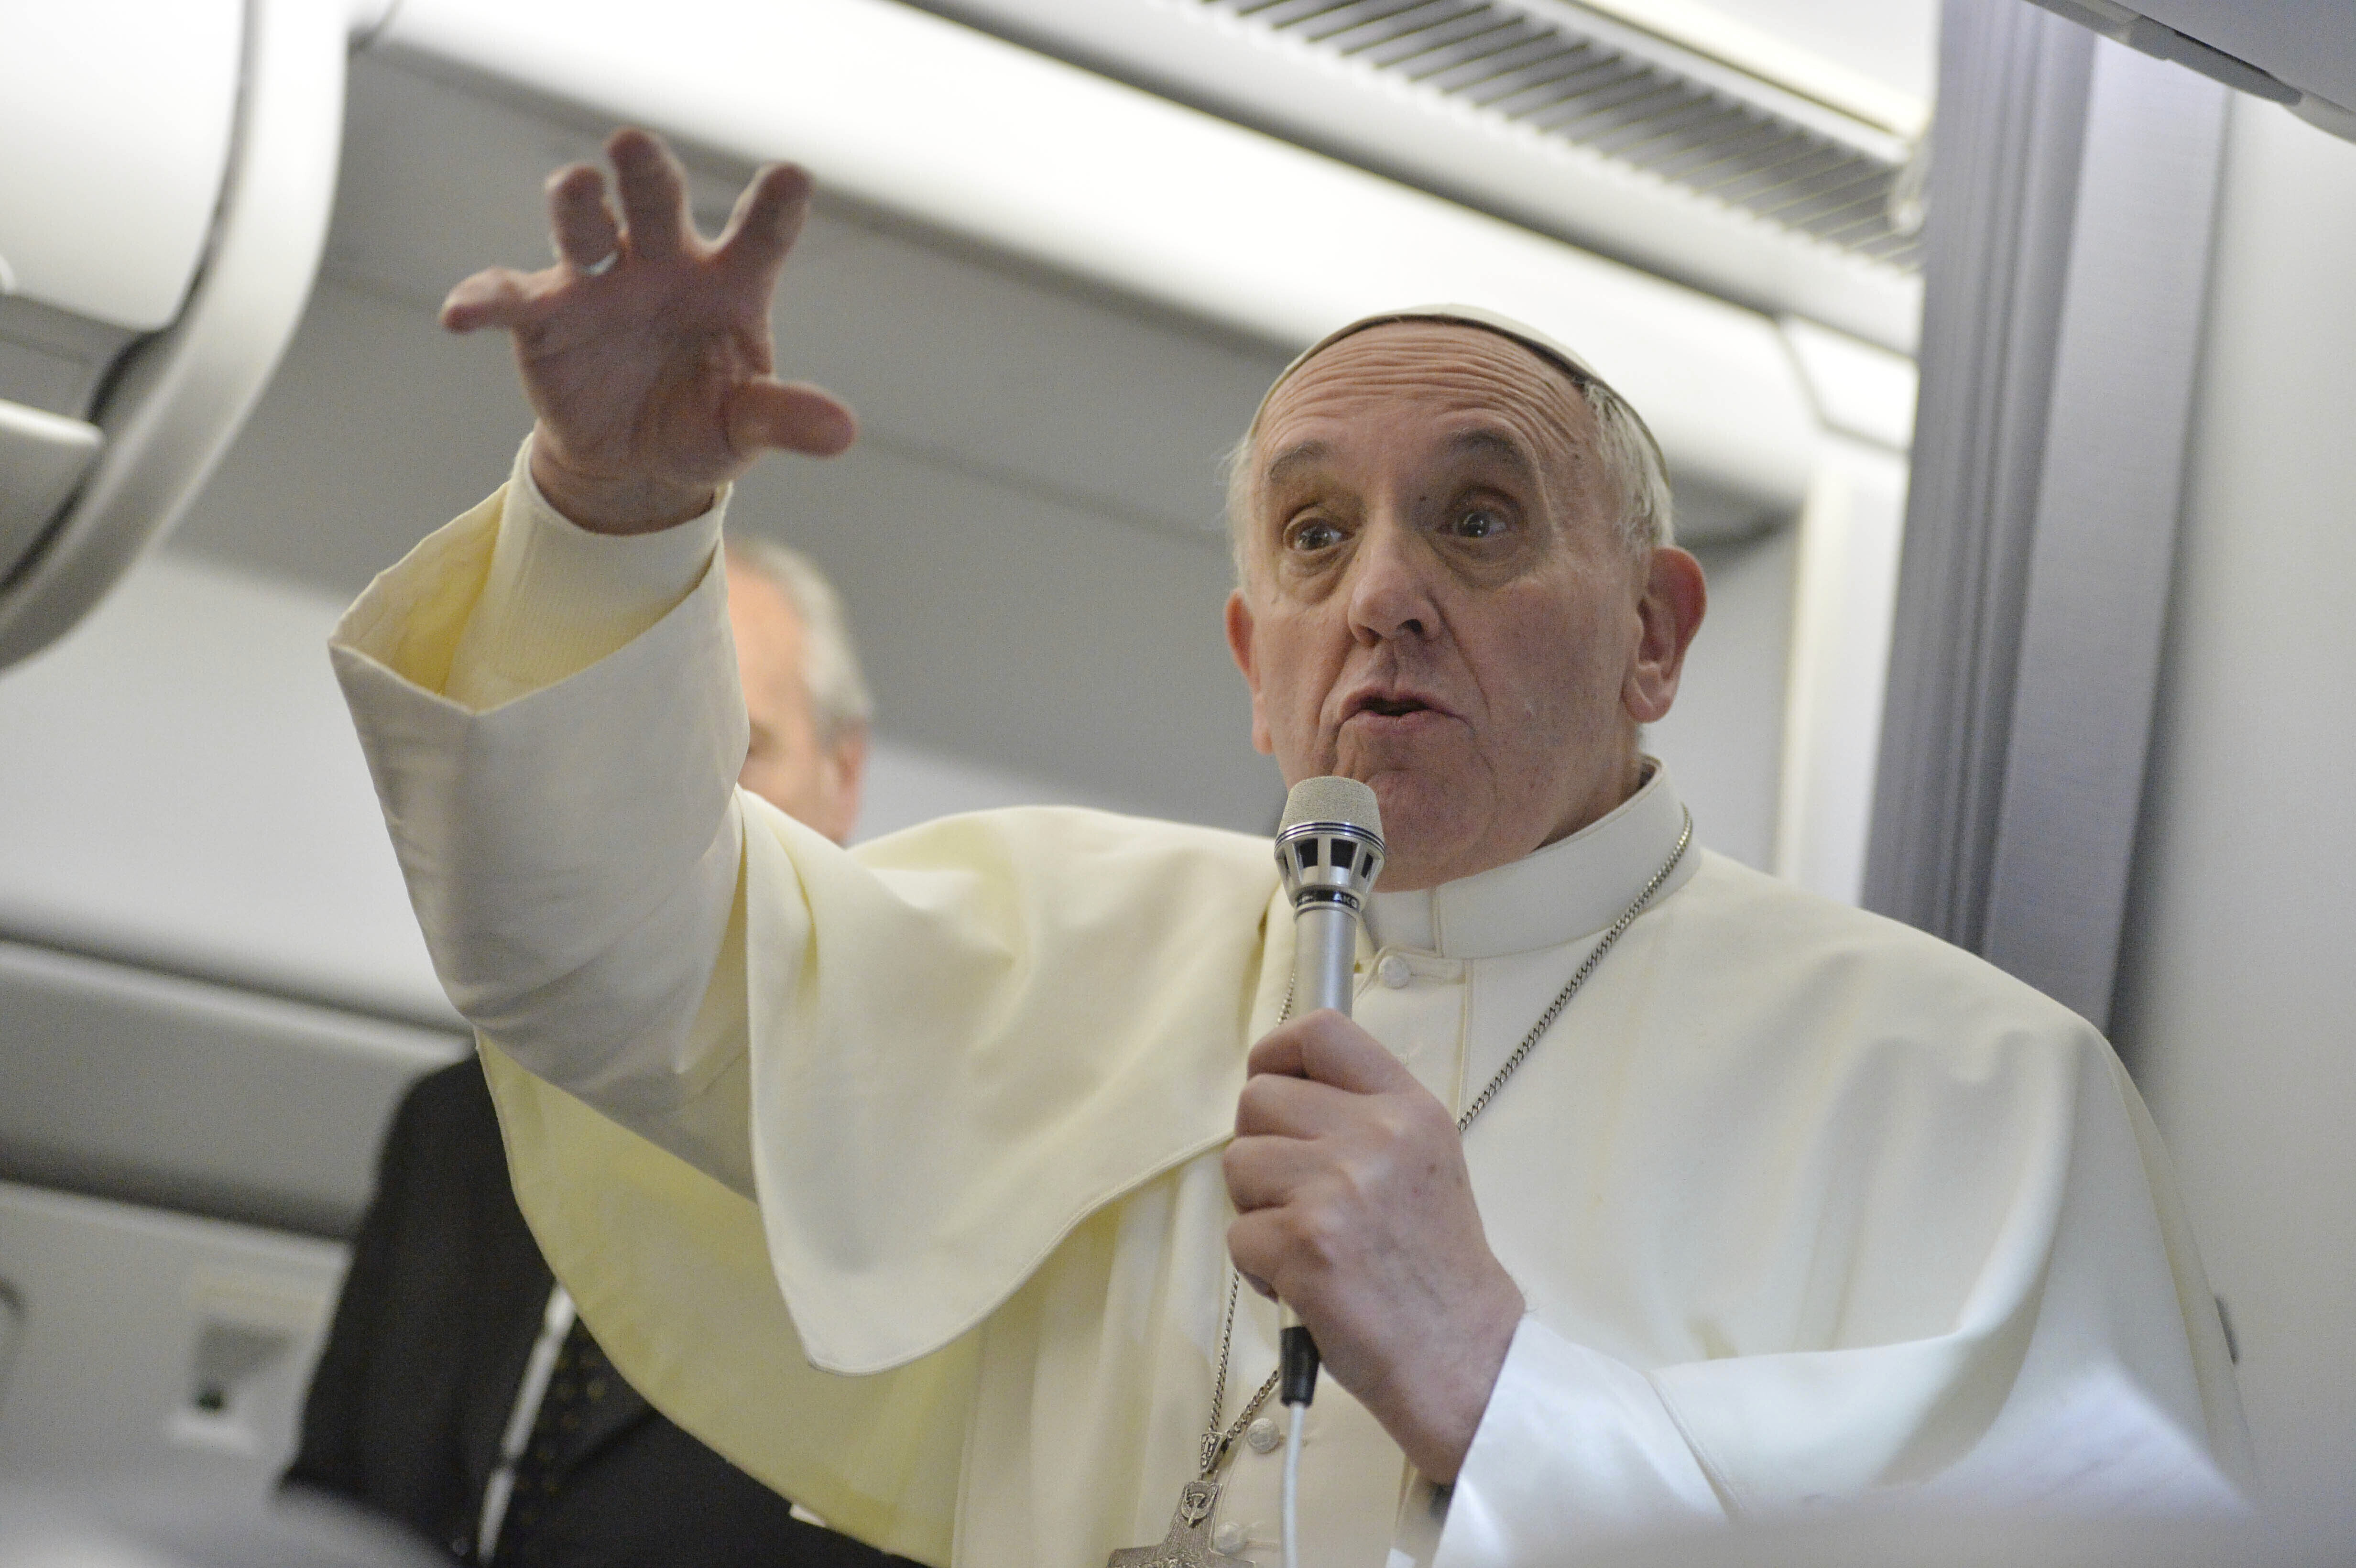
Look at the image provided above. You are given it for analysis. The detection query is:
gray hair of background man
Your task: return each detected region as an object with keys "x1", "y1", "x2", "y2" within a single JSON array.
[
  {"x1": 722, "y1": 534, "x2": 874, "y2": 744},
  {"x1": 1221, "y1": 326, "x2": 1677, "y2": 582}
]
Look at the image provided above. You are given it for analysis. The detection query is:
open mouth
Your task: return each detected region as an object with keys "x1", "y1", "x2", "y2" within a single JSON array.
[{"x1": 1345, "y1": 690, "x2": 1448, "y2": 724}]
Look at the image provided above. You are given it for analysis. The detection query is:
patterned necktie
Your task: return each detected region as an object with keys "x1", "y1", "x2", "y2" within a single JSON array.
[{"x1": 490, "y1": 1315, "x2": 619, "y2": 1563}]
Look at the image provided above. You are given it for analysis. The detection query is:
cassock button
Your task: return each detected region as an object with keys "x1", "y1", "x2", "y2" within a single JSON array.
[
  {"x1": 1245, "y1": 1416, "x2": 1281, "y2": 1453},
  {"x1": 1377, "y1": 954, "x2": 1411, "y2": 989},
  {"x1": 1213, "y1": 1522, "x2": 1249, "y2": 1554}
]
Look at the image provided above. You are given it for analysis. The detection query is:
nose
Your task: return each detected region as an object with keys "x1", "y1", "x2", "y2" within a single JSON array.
[{"x1": 1345, "y1": 513, "x2": 1438, "y2": 646}]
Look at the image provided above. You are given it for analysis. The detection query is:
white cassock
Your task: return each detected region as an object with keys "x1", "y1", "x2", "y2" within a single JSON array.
[{"x1": 331, "y1": 443, "x2": 2252, "y2": 1568}]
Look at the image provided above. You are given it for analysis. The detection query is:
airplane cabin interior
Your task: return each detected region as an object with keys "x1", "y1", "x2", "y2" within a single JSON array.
[{"x1": 0, "y1": 0, "x2": 2350, "y2": 1562}]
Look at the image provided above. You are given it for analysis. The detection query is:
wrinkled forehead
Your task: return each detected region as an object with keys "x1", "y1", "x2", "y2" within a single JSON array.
[
  {"x1": 1245, "y1": 321, "x2": 1608, "y2": 519},
  {"x1": 1255, "y1": 326, "x2": 1592, "y2": 457},
  {"x1": 1249, "y1": 305, "x2": 1608, "y2": 440}
]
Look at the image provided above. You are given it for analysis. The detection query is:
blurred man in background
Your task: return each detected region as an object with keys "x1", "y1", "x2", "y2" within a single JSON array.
[{"x1": 286, "y1": 535, "x2": 885, "y2": 1568}]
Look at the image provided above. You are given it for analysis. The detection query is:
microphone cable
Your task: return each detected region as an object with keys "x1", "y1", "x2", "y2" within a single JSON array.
[{"x1": 1279, "y1": 1312, "x2": 1319, "y2": 1568}]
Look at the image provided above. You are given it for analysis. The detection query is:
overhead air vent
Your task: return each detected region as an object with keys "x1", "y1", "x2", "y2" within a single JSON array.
[
  {"x1": 905, "y1": 0, "x2": 1929, "y2": 350},
  {"x1": 1199, "y1": 0, "x2": 1925, "y2": 269}
]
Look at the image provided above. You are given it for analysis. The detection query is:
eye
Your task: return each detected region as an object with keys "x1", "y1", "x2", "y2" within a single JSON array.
[
  {"x1": 1285, "y1": 517, "x2": 1344, "y2": 554},
  {"x1": 1449, "y1": 506, "x2": 1508, "y2": 540}
]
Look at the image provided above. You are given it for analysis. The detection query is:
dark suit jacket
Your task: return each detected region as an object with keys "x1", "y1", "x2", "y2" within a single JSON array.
[{"x1": 286, "y1": 1058, "x2": 907, "y2": 1568}]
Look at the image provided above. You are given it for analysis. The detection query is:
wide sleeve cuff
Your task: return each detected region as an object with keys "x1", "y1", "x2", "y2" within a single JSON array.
[
  {"x1": 1431, "y1": 1318, "x2": 1724, "y2": 1568},
  {"x1": 328, "y1": 462, "x2": 750, "y2": 1119}
]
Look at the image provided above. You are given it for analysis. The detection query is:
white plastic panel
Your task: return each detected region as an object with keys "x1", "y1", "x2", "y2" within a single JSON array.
[
  {"x1": 0, "y1": 554, "x2": 460, "y2": 1029},
  {"x1": 1642, "y1": 0, "x2": 1940, "y2": 107},
  {"x1": 0, "y1": 1181, "x2": 344, "y2": 1499},
  {"x1": 0, "y1": 0, "x2": 244, "y2": 332},
  {"x1": 376, "y1": 0, "x2": 1819, "y2": 533},
  {"x1": 1779, "y1": 318, "x2": 1921, "y2": 453},
  {"x1": 0, "y1": 941, "x2": 464, "y2": 1239},
  {"x1": 1771, "y1": 434, "x2": 1909, "y2": 904},
  {"x1": 2113, "y1": 95, "x2": 2356, "y2": 1535}
]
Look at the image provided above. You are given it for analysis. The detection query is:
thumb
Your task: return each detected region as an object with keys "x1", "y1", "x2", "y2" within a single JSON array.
[
  {"x1": 439, "y1": 266, "x2": 547, "y2": 334},
  {"x1": 729, "y1": 378, "x2": 858, "y2": 458}
]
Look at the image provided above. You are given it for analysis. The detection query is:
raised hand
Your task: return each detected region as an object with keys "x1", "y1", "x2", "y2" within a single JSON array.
[
  {"x1": 441, "y1": 128, "x2": 856, "y2": 534},
  {"x1": 1223, "y1": 1010, "x2": 1526, "y2": 1483}
]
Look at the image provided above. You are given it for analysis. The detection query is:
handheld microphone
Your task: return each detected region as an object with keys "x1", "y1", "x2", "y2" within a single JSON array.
[
  {"x1": 1276, "y1": 775, "x2": 1385, "y2": 1018},
  {"x1": 1270, "y1": 777, "x2": 1385, "y2": 1568}
]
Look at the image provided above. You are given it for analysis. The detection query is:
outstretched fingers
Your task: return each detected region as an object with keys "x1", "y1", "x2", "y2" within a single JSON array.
[
  {"x1": 547, "y1": 162, "x2": 622, "y2": 272},
  {"x1": 728, "y1": 378, "x2": 858, "y2": 458},
  {"x1": 715, "y1": 163, "x2": 815, "y2": 289},
  {"x1": 608, "y1": 127, "x2": 693, "y2": 262}
]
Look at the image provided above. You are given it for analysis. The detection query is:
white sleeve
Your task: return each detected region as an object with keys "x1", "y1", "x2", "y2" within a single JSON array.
[
  {"x1": 330, "y1": 439, "x2": 756, "y2": 1192},
  {"x1": 1430, "y1": 1318, "x2": 1723, "y2": 1568},
  {"x1": 1429, "y1": 1043, "x2": 2248, "y2": 1566}
]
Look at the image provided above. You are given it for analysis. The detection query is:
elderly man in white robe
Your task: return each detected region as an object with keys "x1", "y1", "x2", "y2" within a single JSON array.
[{"x1": 330, "y1": 131, "x2": 2251, "y2": 1567}]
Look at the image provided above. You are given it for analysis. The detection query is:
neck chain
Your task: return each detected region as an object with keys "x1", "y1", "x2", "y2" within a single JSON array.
[{"x1": 1193, "y1": 807, "x2": 1694, "y2": 1479}]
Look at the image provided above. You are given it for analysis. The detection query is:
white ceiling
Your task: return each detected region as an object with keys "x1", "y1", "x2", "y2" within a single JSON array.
[{"x1": 1696, "y1": 0, "x2": 1942, "y2": 104}]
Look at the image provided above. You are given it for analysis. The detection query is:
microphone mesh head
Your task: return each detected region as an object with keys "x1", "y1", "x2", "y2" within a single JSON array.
[{"x1": 1280, "y1": 776, "x2": 1383, "y2": 840}]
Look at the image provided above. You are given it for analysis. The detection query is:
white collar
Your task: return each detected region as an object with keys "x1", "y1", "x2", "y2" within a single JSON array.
[{"x1": 1364, "y1": 762, "x2": 1695, "y2": 960}]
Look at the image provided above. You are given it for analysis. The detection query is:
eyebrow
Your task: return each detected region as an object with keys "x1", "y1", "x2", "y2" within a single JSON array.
[
  {"x1": 1443, "y1": 426, "x2": 1543, "y2": 484},
  {"x1": 1254, "y1": 425, "x2": 1549, "y2": 503},
  {"x1": 1259, "y1": 439, "x2": 1332, "y2": 491}
]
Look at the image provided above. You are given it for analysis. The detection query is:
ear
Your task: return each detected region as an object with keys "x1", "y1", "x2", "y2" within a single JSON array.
[
  {"x1": 1624, "y1": 547, "x2": 1706, "y2": 724},
  {"x1": 818, "y1": 724, "x2": 871, "y2": 845},
  {"x1": 1224, "y1": 588, "x2": 1276, "y2": 756},
  {"x1": 833, "y1": 724, "x2": 870, "y2": 813}
]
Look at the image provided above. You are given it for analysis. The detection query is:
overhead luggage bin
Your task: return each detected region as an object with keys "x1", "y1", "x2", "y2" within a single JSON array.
[
  {"x1": 2030, "y1": 0, "x2": 2356, "y2": 139},
  {"x1": 0, "y1": 1, "x2": 241, "y2": 338},
  {"x1": 373, "y1": 0, "x2": 1823, "y2": 543},
  {"x1": 0, "y1": 0, "x2": 368, "y2": 672}
]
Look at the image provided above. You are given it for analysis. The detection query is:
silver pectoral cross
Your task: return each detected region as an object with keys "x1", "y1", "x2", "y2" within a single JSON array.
[{"x1": 1106, "y1": 1479, "x2": 1253, "y2": 1568}]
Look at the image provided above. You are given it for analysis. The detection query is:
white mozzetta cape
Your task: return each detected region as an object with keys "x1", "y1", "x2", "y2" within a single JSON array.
[{"x1": 332, "y1": 455, "x2": 2250, "y2": 1568}]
